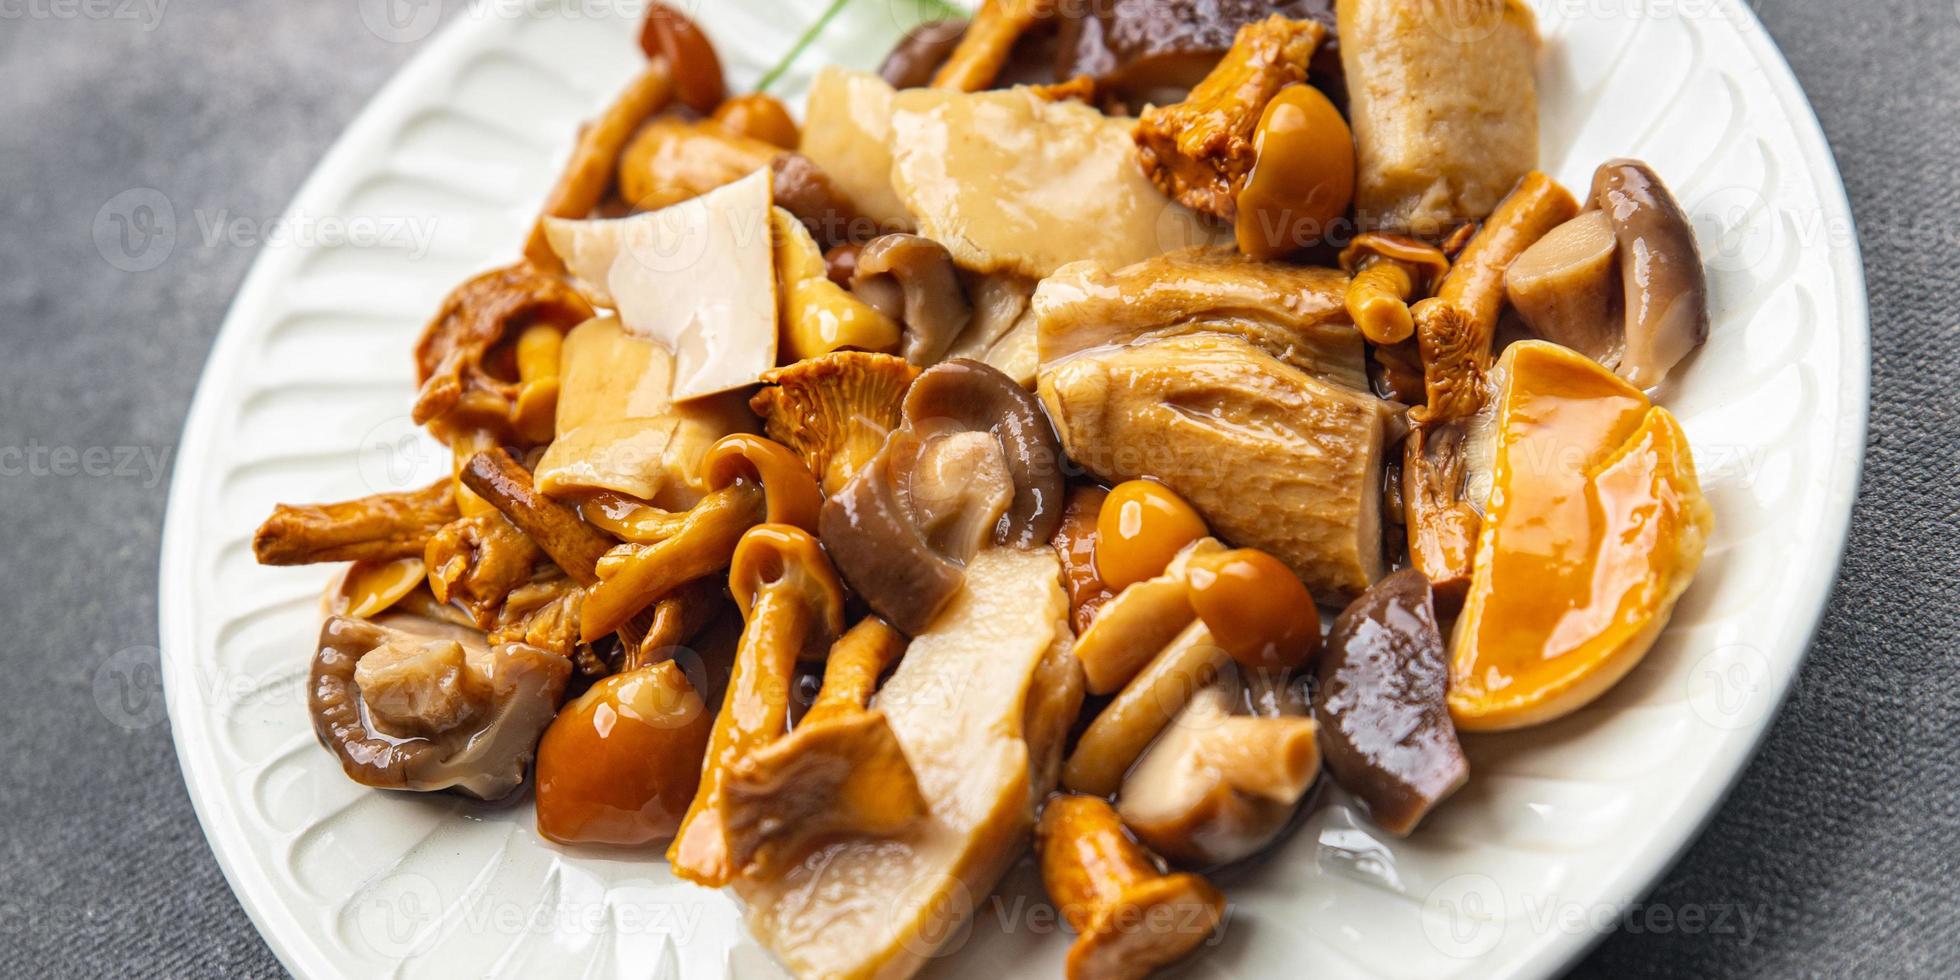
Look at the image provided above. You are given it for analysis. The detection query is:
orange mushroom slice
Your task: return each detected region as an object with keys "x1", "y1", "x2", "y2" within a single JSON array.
[
  {"x1": 667, "y1": 524, "x2": 846, "y2": 887},
  {"x1": 1448, "y1": 341, "x2": 1713, "y2": 731},
  {"x1": 719, "y1": 616, "x2": 927, "y2": 879}
]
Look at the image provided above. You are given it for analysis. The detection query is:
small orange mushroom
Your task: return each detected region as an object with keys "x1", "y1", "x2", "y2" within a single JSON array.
[{"x1": 1037, "y1": 794, "x2": 1226, "y2": 980}]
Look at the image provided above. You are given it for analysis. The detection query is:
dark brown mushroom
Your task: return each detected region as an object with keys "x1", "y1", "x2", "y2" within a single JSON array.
[
  {"x1": 1056, "y1": 0, "x2": 1338, "y2": 106},
  {"x1": 1312, "y1": 567, "x2": 1466, "y2": 836},
  {"x1": 850, "y1": 234, "x2": 974, "y2": 366},
  {"x1": 1589, "y1": 159, "x2": 1710, "y2": 388},
  {"x1": 879, "y1": 19, "x2": 969, "y2": 90},
  {"x1": 819, "y1": 359, "x2": 1064, "y2": 634},
  {"x1": 309, "y1": 612, "x2": 571, "y2": 801}
]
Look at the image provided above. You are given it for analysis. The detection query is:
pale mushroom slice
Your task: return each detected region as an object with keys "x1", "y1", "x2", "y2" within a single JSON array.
[
  {"x1": 1118, "y1": 665, "x2": 1321, "y2": 867},
  {"x1": 308, "y1": 612, "x2": 571, "y2": 801},
  {"x1": 1039, "y1": 333, "x2": 1395, "y2": 601},
  {"x1": 1072, "y1": 537, "x2": 1227, "y2": 695},
  {"x1": 732, "y1": 546, "x2": 1083, "y2": 980}
]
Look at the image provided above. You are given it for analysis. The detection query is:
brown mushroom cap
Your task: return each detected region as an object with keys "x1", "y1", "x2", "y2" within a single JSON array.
[
  {"x1": 1312, "y1": 567, "x2": 1467, "y2": 836},
  {"x1": 1590, "y1": 158, "x2": 1709, "y2": 387},
  {"x1": 850, "y1": 234, "x2": 974, "y2": 367},
  {"x1": 819, "y1": 359, "x2": 1065, "y2": 634},
  {"x1": 878, "y1": 19, "x2": 968, "y2": 90},
  {"x1": 309, "y1": 613, "x2": 571, "y2": 801}
]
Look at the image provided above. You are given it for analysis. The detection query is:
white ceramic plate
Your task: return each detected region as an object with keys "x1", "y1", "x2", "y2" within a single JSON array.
[{"x1": 160, "y1": 1, "x2": 1869, "y2": 977}]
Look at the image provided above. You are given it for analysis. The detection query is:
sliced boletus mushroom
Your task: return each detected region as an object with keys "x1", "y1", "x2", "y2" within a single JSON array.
[
  {"x1": 819, "y1": 359, "x2": 1064, "y2": 634},
  {"x1": 720, "y1": 617, "x2": 926, "y2": 879},
  {"x1": 309, "y1": 612, "x2": 571, "y2": 801},
  {"x1": 1504, "y1": 208, "x2": 1622, "y2": 363},
  {"x1": 850, "y1": 234, "x2": 974, "y2": 367},
  {"x1": 668, "y1": 524, "x2": 846, "y2": 887},
  {"x1": 1118, "y1": 665, "x2": 1321, "y2": 867},
  {"x1": 1590, "y1": 159, "x2": 1709, "y2": 387},
  {"x1": 1313, "y1": 567, "x2": 1467, "y2": 836}
]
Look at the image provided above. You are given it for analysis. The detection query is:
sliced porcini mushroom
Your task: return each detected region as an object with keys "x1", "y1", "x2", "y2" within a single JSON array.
[
  {"x1": 1063, "y1": 619, "x2": 1230, "y2": 797},
  {"x1": 1037, "y1": 794, "x2": 1227, "y2": 980},
  {"x1": 720, "y1": 617, "x2": 927, "y2": 879},
  {"x1": 669, "y1": 525, "x2": 846, "y2": 887},
  {"x1": 1340, "y1": 232, "x2": 1450, "y2": 345},
  {"x1": 1590, "y1": 159, "x2": 1710, "y2": 387},
  {"x1": 309, "y1": 612, "x2": 571, "y2": 800},
  {"x1": 850, "y1": 234, "x2": 973, "y2": 367},
  {"x1": 581, "y1": 434, "x2": 821, "y2": 641},
  {"x1": 411, "y1": 263, "x2": 595, "y2": 447},
  {"x1": 820, "y1": 359, "x2": 1065, "y2": 634},
  {"x1": 423, "y1": 512, "x2": 541, "y2": 628},
  {"x1": 749, "y1": 352, "x2": 920, "y2": 495},
  {"x1": 1312, "y1": 567, "x2": 1466, "y2": 836},
  {"x1": 1503, "y1": 209, "x2": 1622, "y2": 363},
  {"x1": 254, "y1": 478, "x2": 459, "y2": 566},
  {"x1": 772, "y1": 209, "x2": 901, "y2": 362},
  {"x1": 1118, "y1": 666, "x2": 1322, "y2": 867}
]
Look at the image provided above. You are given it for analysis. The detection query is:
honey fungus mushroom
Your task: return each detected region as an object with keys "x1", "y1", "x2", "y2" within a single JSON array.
[
  {"x1": 308, "y1": 613, "x2": 571, "y2": 801},
  {"x1": 819, "y1": 358, "x2": 1064, "y2": 635}
]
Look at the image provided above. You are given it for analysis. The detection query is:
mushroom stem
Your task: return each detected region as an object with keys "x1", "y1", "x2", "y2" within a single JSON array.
[
  {"x1": 522, "y1": 61, "x2": 674, "y2": 272},
  {"x1": 1339, "y1": 233, "x2": 1451, "y2": 345},
  {"x1": 808, "y1": 616, "x2": 905, "y2": 717},
  {"x1": 668, "y1": 525, "x2": 846, "y2": 887},
  {"x1": 254, "y1": 478, "x2": 458, "y2": 566},
  {"x1": 1063, "y1": 619, "x2": 1230, "y2": 797},
  {"x1": 1036, "y1": 794, "x2": 1227, "y2": 980},
  {"x1": 626, "y1": 576, "x2": 725, "y2": 671},
  {"x1": 1411, "y1": 171, "x2": 1579, "y2": 426},
  {"x1": 930, "y1": 0, "x2": 1050, "y2": 92},
  {"x1": 581, "y1": 483, "x2": 765, "y2": 642},
  {"x1": 1401, "y1": 424, "x2": 1481, "y2": 604},
  {"x1": 461, "y1": 447, "x2": 617, "y2": 585}
]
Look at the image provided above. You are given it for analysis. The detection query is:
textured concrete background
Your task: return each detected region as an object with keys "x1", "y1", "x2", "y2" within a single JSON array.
[{"x1": 0, "y1": 1, "x2": 1953, "y2": 977}]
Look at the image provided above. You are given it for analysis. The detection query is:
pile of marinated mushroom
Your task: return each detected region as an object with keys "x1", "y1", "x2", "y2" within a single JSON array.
[{"x1": 253, "y1": 2, "x2": 1716, "y2": 977}]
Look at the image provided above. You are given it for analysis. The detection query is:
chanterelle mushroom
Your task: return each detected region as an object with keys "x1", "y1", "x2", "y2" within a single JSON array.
[
  {"x1": 1038, "y1": 793, "x2": 1227, "y2": 980},
  {"x1": 309, "y1": 612, "x2": 571, "y2": 800},
  {"x1": 820, "y1": 358, "x2": 1065, "y2": 634},
  {"x1": 719, "y1": 616, "x2": 927, "y2": 879},
  {"x1": 749, "y1": 351, "x2": 919, "y2": 495},
  {"x1": 254, "y1": 478, "x2": 458, "y2": 567},
  {"x1": 731, "y1": 545, "x2": 1082, "y2": 979}
]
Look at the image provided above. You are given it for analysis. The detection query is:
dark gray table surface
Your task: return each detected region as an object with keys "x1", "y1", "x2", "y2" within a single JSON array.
[{"x1": 2, "y1": 1, "x2": 1954, "y2": 977}]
